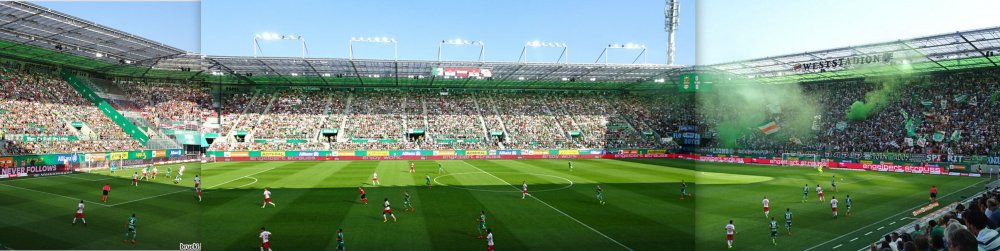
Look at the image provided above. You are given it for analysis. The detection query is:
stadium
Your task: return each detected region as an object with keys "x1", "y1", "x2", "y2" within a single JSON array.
[{"x1": 1, "y1": 1, "x2": 999, "y2": 250}]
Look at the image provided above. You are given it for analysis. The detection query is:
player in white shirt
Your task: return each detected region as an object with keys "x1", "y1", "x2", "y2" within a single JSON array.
[
  {"x1": 830, "y1": 196, "x2": 839, "y2": 218},
  {"x1": 174, "y1": 165, "x2": 186, "y2": 183},
  {"x1": 140, "y1": 167, "x2": 148, "y2": 181},
  {"x1": 151, "y1": 166, "x2": 158, "y2": 180},
  {"x1": 372, "y1": 171, "x2": 380, "y2": 186},
  {"x1": 762, "y1": 196, "x2": 770, "y2": 218},
  {"x1": 131, "y1": 172, "x2": 139, "y2": 187},
  {"x1": 382, "y1": 198, "x2": 397, "y2": 222},
  {"x1": 262, "y1": 187, "x2": 276, "y2": 208},
  {"x1": 521, "y1": 181, "x2": 529, "y2": 199},
  {"x1": 194, "y1": 175, "x2": 202, "y2": 202},
  {"x1": 486, "y1": 229, "x2": 494, "y2": 251},
  {"x1": 725, "y1": 220, "x2": 736, "y2": 249},
  {"x1": 816, "y1": 184, "x2": 824, "y2": 203},
  {"x1": 72, "y1": 200, "x2": 87, "y2": 226},
  {"x1": 259, "y1": 227, "x2": 272, "y2": 251}
]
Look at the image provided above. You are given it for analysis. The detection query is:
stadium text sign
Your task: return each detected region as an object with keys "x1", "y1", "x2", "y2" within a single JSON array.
[{"x1": 793, "y1": 52, "x2": 893, "y2": 72}]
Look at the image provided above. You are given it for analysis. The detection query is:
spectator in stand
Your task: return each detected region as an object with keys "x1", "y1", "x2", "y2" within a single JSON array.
[
  {"x1": 947, "y1": 228, "x2": 979, "y2": 251},
  {"x1": 962, "y1": 208, "x2": 1000, "y2": 251}
]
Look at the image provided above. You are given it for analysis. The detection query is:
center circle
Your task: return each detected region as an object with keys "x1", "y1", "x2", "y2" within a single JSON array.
[{"x1": 433, "y1": 172, "x2": 574, "y2": 193}]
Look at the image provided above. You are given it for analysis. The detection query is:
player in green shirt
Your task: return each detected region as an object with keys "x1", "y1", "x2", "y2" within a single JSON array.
[
  {"x1": 477, "y1": 211, "x2": 487, "y2": 239},
  {"x1": 802, "y1": 184, "x2": 809, "y2": 203},
  {"x1": 769, "y1": 217, "x2": 778, "y2": 245},
  {"x1": 784, "y1": 208, "x2": 793, "y2": 235},
  {"x1": 568, "y1": 160, "x2": 573, "y2": 171},
  {"x1": 438, "y1": 163, "x2": 444, "y2": 174},
  {"x1": 832, "y1": 176, "x2": 838, "y2": 192},
  {"x1": 336, "y1": 228, "x2": 345, "y2": 251},
  {"x1": 680, "y1": 180, "x2": 690, "y2": 200},
  {"x1": 426, "y1": 175, "x2": 432, "y2": 189},
  {"x1": 403, "y1": 191, "x2": 415, "y2": 212},
  {"x1": 596, "y1": 185, "x2": 605, "y2": 205},
  {"x1": 124, "y1": 213, "x2": 137, "y2": 244},
  {"x1": 845, "y1": 194, "x2": 853, "y2": 217},
  {"x1": 165, "y1": 167, "x2": 172, "y2": 178}
]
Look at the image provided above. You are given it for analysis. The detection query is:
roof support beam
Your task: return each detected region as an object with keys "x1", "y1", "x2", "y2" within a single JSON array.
[
  {"x1": 302, "y1": 59, "x2": 329, "y2": 85},
  {"x1": 900, "y1": 41, "x2": 950, "y2": 71},
  {"x1": 958, "y1": 33, "x2": 998, "y2": 67}
]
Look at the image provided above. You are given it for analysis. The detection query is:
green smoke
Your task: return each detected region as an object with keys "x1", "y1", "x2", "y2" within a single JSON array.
[
  {"x1": 845, "y1": 77, "x2": 902, "y2": 121},
  {"x1": 698, "y1": 78, "x2": 820, "y2": 148}
]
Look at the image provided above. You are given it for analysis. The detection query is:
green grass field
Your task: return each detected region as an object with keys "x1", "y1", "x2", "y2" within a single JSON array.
[{"x1": 0, "y1": 158, "x2": 987, "y2": 250}]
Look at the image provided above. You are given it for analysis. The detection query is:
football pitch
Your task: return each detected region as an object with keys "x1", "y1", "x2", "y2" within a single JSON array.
[{"x1": 0, "y1": 159, "x2": 986, "y2": 250}]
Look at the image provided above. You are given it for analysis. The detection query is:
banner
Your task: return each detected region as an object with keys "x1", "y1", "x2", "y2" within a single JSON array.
[
  {"x1": 558, "y1": 150, "x2": 579, "y2": 155},
  {"x1": 153, "y1": 150, "x2": 167, "y2": 158},
  {"x1": 758, "y1": 120, "x2": 780, "y2": 135},
  {"x1": 337, "y1": 151, "x2": 356, "y2": 157},
  {"x1": 367, "y1": 151, "x2": 389, "y2": 157},
  {"x1": 466, "y1": 150, "x2": 488, "y2": 156},
  {"x1": 261, "y1": 151, "x2": 285, "y2": 157},
  {"x1": 0, "y1": 157, "x2": 12, "y2": 167},
  {"x1": 434, "y1": 150, "x2": 456, "y2": 156},
  {"x1": 109, "y1": 152, "x2": 127, "y2": 160}
]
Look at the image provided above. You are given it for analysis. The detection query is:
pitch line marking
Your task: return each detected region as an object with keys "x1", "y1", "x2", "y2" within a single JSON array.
[
  {"x1": 865, "y1": 231, "x2": 872, "y2": 236},
  {"x1": 804, "y1": 179, "x2": 987, "y2": 251},
  {"x1": 850, "y1": 237, "x2": 858, "y2": 242},
  {"x1": 433, "y1": 172, "x2": 574, "y2": 193},
  {"x1": 207, "y1": 167, "x2": 277, "y2": 189},
  {"x1": 889, "y1": 221, "x2": 896, "y2": 225},
  {"x1": 833, "y1": 244, "x2": 843, "y2": 249},
  {"x1": 0, "y1": 182, "x2": 107, "y2": 206},
  {"x1": 463, "y1": 163, "x2": 633, "y2": 251},
  {"x1": 877, "y1": 226, "x2": 884, "y2": 230},
  {"x1": 236, "y1": 177, "x2": 259, "y2": 188}
]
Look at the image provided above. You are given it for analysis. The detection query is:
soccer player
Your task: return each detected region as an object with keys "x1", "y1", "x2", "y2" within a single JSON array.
[
  {"x1": 568, "y1": 160, "x2": 573, "y2": 171},
  {"x1": 426, "y1": 175, "x2": 432, "y2": 189},
  {"x1": 262, "y1": 187, "x2": 276, "y2": 208},
  {"x1": 831, "y1": 175, "x2": 837, "y2": 192},
  {"x1": 802, "y1": 184, "x2": 809, "y2": 203},
  {"x1": 725, "y1": 220, "x2": 736, "y2": 249},
  {"x1": 681, "y1": 180, "x2": 690, "y2": 199},
  {"x1": 194, "y1": 175, "x2": 202, "y2": 202},
  {"x1": 259, "y1": 227, "x2": 272, "y2": 251},
  {"x1": 124, "y1": 213, "x2": 137, "y2": 244},
  {"x1": 151, "y1": 166, "x2": 158, "y2": 180},
  {"x1": 762, "y1": 196, "x2": 770, "y2": 218},
  {"x1": 830, "y1": 195, "x2": 839, "y2": 218},
  {"x1": 140, "y1": 167, "x2": 148, "y2": 181},
  {"x1": 477, "y1": 211, "x2": 487, "y2": 238},
  {"x1": 409, "y1": 162, "x2": 415, "y2": 173},
  {"x1": 359, "y1": 186, "x2": 368, "y2": 205},
  {"x1": 486, "y1": 229, "x2": 494, "y2": 251},
  {"x1": 109, "y1": 161, "x2": 116, "y2": 175},
  {"x1": 521, "y1": 181, "x2": 528, "y2": 199},
  {"x1": 175, "y1": 165, "x2": 186, "y2": 183},
  {"x1": 72, "y1": 200, "x2": 87, "y2": 226},
  {"x1": 382, "y1": 198, "x2": 397, "y2": 222},
  {"x1": 818, "y1": 165, "x2": 824, "y2": 175},
  {"x1": 816, "y1": 184, "x2": 824, "y2": 203},
  {"x1": 596, "y1": 185, "x2": 605, "y2": 205},
  {"x1": 438, "y1": 163, "x2": 444, "y2": 174},
  {"x1": 845, "y1": 194, "x2": 853, "y2": 217},
  {"x1": 403, "y1": 191, "x2": 415, "y2": 212},
  {"x1": 930, "y1": 185, "x2": 937, "y2": 204},
  {"x1": 102, "y1": 183, "x2": 111, "y2": 204},
  {"x1": 165, "y1": 166, "x2": 172, "y2": 178},
  {"x1": 769, "y1": 217, "x2": 778, "y2": 245},
  {"x1": 336, "y1": 228, "x2": 345, "y2": 251},
  {"x1": 372, "y1": 171, "x2": 380, "y2": 186},
  {"x1": 132, "y1": 172, "x2": 139, "y2": 187},
  {"x1": 784, "y1": 208, "x2": 792, "y2": 235}
]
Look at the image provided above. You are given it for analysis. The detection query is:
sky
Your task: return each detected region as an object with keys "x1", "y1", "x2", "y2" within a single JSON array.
[{"x1": 27, "y1": 0, "x2": 1000, "y2": 66}]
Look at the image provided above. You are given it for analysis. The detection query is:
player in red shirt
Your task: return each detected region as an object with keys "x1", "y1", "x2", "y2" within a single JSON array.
[
  {"x1": 409, "y1": 162, "x2": 415, "y2": 173},
  {"x1": 930, "y1": 185, "x2": 938, "y2": 203},
  {"x1": 359, "y1": 186, "x2": 368, "y2": 205},
  {"x1": 101, "y1": 184, "x2": 111, "y2": 204}
]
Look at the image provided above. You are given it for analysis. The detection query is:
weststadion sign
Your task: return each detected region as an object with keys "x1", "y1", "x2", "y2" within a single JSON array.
[{"x1": 792, "y1": 52, "x2": 894, "y2": 72}]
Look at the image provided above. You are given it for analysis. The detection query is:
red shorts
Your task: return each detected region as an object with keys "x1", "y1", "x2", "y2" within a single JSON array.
[
  {"x1": 488, "y1": 244, "x2": 494, "y2": 251},
  {"x1": 373, "y1": 178, "x2": 379, "y2": 181},
  {"x1": 523, "y1": 189, "x2": 528, "y2": 193},
  {"x1": 75, "y1": 212, "x2": 85, "y2": 218},
  {"x1": 726, "y1": 234, "x2": 733, "y2": 240},
  {"x1": 383, "y1": 209, "x2": 392, "y2": 214},
  {"x1": 832, "y1": 207, "x2": 838, "y2": 212},
  {"x1": 195, "y1": 183, "x2": 200, "y2": 188},
  {"x1": 818, "y1": 192, "x2": 824, "y2": 197},
  {"x1": 132, "y1": 179, "x2": 137, "y2": 182},
  {"x1": 262, "y1": 242, "x2": 270, "y2": 249},
  {"x1": 197, "y1": 190, "x2": 203, "y2": 196},
  {"x1": 264, "y1": 198, "x2": 271, "y2": 203},
  {"x1": 763, "y1": 207, "x2": 769, "y2": 212}
]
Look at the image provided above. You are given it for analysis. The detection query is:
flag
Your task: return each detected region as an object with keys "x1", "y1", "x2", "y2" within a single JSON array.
[
  {"x1": 992, "y1": 91, "x2": 999, "y2": 105},
  {"x1": 904, "y1": 137, "x2": 914, "y2": 147},
  {"x1": 954, "y1": 94, "x2": 969, "y2": 103},
  {"x1": 905, "y1": 119, "x2": 916, "y2": 137},
  {"x1": 835, "y1": 121, "x2": 847, "y2": 131},
  {"x1": 970, "y1": 96, "x2": 979, "y2": 106},
  {"x1": 921, "y1": 100, "x2": 934, "y2": 107},
  {"x1": 789, "y1": 137, "x2": 802, "y2": 145},
  {"x1": 899, "y1": 109, "x2": 909, "y2": 120},
  {"x1": 917, "y1": 135, "x2": 928, "y2": 147},
  {"x1": 951, "y1": 130, "x2": 962, "y2": 142},
  {"x1": 932, "y1": 131, "x2": 945, "y2": 142},
  {"x1": 758, "y1": 120, "x2": 780, "y2": 135},
  {"x1": 812, "y1": 115, "x2": 822, "y2": 131}
]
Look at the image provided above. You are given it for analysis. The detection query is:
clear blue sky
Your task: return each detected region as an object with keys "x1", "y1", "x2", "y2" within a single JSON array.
[
  {"x1": 201, "y1": 0, "x2": 694, "y2": 65},
  {"x1": 34, "y1": 1, "x2": 200, "y2": 52},
  {"x1": 697, "y1": 0, "x2": 1000, "y2": 64}
]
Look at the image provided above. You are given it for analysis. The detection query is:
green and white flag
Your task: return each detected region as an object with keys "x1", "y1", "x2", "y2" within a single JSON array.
[
  {"x1": 835, "y1": 121, "x2": 847, "y2": 131},
  {"x1": 932, "y1": 131, "x2": 946, "y2": 142},
  {"x1": 904, "y1": 119, "x2": 916, "y2": 137},
  {"x1": 921, "y1": 100, "x2": 934, "y2": 107},
  {"x1": 954, "y1": 94, "x2": 969, "y2": 103},
  {"x1": 951, "y1": 130, "x2": 962, "y2": 142}
]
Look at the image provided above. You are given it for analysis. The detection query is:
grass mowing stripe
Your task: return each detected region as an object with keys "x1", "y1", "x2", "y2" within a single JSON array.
[
  {"x1": 107, "y1": 188, "x2": 191, "y2": 207},
  {"x1": 0, "y1": 182, "x2": 107, "y2": 207},
  {"x1": 461, "y1": 160, "x2": 635, "y2": 251},
  {"x1": 803, "y1": 178, "x2": 987, "y2": 251}
]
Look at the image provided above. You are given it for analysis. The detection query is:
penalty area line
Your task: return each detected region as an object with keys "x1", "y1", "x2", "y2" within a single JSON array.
[
  {"x1": 463, "y1": 163, "x2": 634, "y2": 251},
  {"x1": 207, "y1": 167, "x2": 277, "y2": 189}
]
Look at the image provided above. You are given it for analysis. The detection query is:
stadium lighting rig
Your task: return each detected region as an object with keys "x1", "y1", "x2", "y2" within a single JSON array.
[
  {"x1": 349, "y1": 36, "x2": 398, "y2": 60},
  {"x1": 595, "y1": 43, "x2": 648, "y2": 65},
  {"x1": 438, "y1": 38, "x2": 485, "y2": 62},
  {"x1": 518, "y1": 40, "x2": 568, "y2": 64},
  {"x1": 253, "y1": 32, "x2": 309, "y2": 58}
]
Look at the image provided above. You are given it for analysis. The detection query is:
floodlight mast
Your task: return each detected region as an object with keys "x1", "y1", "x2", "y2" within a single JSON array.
[
  {"x1": 349, "y1": 37, "x2": 398, "y2": 60},
  {"x1": 253, "y1": 33, "x2": 309, "y2": 58},
  {"x1": 518, "y1": 41, "x2": 568, "y2": 64},
  {"x1": 665, "y1": 0, "x2": 679, "y2": 65},
  {"x1": 438, "y1": 39, "x2": 485, "y2": 62}
]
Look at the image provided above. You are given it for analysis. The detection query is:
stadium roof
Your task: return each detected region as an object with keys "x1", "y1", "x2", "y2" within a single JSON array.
[
  {"x1": 708, "y1": 26, "x2": 1000, "y2": 84},
  {"x1": 202, "y1": 56, "x2": 684, "y2": 90},
  {"x1": 0, "y1": 1, "x2": 185, "y2": 67}
]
